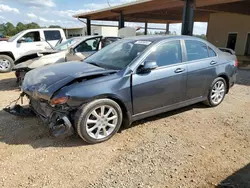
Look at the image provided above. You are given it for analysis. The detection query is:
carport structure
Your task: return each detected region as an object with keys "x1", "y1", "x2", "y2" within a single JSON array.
[{"x1": 74, "y1": 0, "x2": 250, "y2": 36}]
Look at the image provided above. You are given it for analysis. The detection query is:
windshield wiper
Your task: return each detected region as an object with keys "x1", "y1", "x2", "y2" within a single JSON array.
[{"x1": 88, "y1": 62, "x2": 102, "y2": 68}]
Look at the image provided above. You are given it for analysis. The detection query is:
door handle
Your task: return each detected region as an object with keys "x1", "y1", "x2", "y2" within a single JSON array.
[
  {"x1": 36, "y1": 44, "x2": 42, "y2": 46},
  {"x1": 210, "y1": 61, "x2": 217, "y2": 65},
  {"x1": 174, "y1": 68, "x2": 185, "y2": 73}
]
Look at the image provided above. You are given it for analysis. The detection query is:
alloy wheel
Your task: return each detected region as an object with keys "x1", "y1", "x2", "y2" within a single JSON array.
[
  {"x1": 0, "y1": 59, "x2": 11, "y2": 71},
  {"x1": 86, "y1": 105, "x2": 118, "y2": 139},
  {"x1": 210, "y1": 80, "x2": 225, "y2": 105}
]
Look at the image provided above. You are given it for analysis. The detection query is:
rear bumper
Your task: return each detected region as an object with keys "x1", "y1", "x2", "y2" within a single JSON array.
[{"x1": 229, "y1": 69, "x2": 237, "y2": 88}]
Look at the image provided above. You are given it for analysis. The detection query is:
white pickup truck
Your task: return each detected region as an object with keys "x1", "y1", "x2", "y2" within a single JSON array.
[{"x1": 0, "y1": 28, "x2": 66, "y2": 72}]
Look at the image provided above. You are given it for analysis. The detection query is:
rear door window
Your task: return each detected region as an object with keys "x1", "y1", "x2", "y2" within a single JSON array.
[
  {"x1": 75, "y1": 38, "x2": 101, "y2": 52},
  {"x1": 102, "y1": 37, "x2": 120, "y2": 47},
  {"x1": 208, "y1": 47, "x2": 217, "y2": 57},
  {"x1": 44, "y1": 30, "x2": 61, "y2": 41},
  {"x1": 185, "y1": 40, "x2": 209, "y2": 61}
]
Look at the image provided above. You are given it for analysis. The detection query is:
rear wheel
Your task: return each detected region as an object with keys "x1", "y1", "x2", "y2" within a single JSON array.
[
  {"x1": 0, "y1": 55, "x2": 14, "y2": 73},
  {"x1": 76, "y1": 99, "x2": 123, "y2": 144},
  {"x1": 204, "y1": 77, "x2": 227, "y2": 107}
]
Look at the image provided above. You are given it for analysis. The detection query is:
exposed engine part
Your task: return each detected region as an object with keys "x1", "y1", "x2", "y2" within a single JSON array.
[{"x1": 49, "y1": 116, "x2": 74, "y2": 138}]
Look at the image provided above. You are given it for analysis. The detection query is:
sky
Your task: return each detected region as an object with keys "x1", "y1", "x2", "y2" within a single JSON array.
[{"x1": 0, "y1": 0, "x2": 207, "y2": 35}]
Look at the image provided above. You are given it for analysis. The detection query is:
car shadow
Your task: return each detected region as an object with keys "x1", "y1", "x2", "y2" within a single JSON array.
[
  {"x1": 0, "y1": 103, "x2": 207, "y2": 149},
  {"x1": 0, "y1": 109, "x2": 86, "y2": 148},
  {"x1": 122, "y1": 103, "x2": 208, "y2": 131},
  {"x1": 0, "y1": 77, "x2": 19, "y2": 91},
  {"x1": 236, "y1": 69, "x2": 250, "y2": 86},
  {"x1": 217, "y1": 163, "x2": 250, "y2": 188}
]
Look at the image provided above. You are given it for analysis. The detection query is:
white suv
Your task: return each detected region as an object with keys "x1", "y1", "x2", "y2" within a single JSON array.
[{"x1": 0, "y1": 28, "x2": 66, "y2": 73}]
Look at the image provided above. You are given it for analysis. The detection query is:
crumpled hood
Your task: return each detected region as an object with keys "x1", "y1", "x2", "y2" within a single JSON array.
[{"x1": 22, "y1": 61, "x2": 117, "y2": 100}]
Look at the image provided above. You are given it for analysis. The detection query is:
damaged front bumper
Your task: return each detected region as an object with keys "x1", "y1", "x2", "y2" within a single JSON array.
[{"x1": 4, "y1": 95, "x2": 75, "y2": 138}]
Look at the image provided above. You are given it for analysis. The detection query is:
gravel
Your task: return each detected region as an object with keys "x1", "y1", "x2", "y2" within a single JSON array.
[{"x1": 0, "y1": 70, "x2": 249, "y2": 188}]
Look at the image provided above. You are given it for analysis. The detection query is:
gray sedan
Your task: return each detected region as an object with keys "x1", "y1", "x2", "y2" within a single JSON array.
[{"x1": 6, "y1": 35, "x2": 238, "y2": 144}]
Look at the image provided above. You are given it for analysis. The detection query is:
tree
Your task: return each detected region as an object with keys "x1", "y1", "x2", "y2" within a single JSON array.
[
  {"x1": 16, "y1": 22, "x2": 25, "y2": 33},
  {"x1": 26, "y1": 22, "x2": 40, "y2": 29},
  {"x1": 194, "y1": 34, "x2": 207, "y2": 40},
  {"x1": 49, "y1": 25, "x2": 61, "y2": 28},
  {"x1": 4, "y1": 22, "x2": 16, "y2": 36}
]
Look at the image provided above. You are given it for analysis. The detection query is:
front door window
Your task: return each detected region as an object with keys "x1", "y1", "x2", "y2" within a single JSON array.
[{"x1": 21, "y1": 31, "x2": 40, "y2": 42}]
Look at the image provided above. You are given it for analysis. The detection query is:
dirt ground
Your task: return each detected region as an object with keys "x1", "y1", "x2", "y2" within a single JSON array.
[{"x1": 0, "y1": 70, "x2": 249, "y2": 188}]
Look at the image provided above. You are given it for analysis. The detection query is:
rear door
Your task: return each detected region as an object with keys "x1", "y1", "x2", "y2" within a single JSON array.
[
  {"x1": 184, "y1": 40, "x2": 218, "y2": 100},
  {"x1": 43, "y1": 30, "x2": 62, "y2": 47},
  {"x1": 132, "y1": 40, "x2": 187, "y2": 114}
]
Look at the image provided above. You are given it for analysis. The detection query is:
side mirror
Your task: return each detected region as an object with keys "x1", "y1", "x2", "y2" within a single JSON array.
[
  {"x1": 138, "y1": 61, "x2": 158, "y2": 73},
  {"x1": 17, "y1": 37, "x2": 26, "y2": 43}
]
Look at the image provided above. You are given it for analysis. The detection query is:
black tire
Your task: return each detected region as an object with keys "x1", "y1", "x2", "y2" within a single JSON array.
[
  {"x1": 75, "y1": 99, "x2": 123, "y2": 144},
  {"x1": 204, "y1": 77, "x2": 227, "y2": 107},
  {"x1": 0, "y1": 55, "x2": 14, "y2": 73}
]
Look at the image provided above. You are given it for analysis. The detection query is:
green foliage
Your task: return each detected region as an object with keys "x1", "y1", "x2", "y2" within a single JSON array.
[
  {"x1": 0, "y1": 22, "x2": 60, "y2": 36},
  {"x1": 194, "y1": 34, "x2": 207, "y2": 40},
  {"x1": 49, "y1": 25, "x2": 61, "y2": 28}
]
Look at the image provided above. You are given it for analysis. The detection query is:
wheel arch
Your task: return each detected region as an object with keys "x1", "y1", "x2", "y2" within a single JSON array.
[
  {"x1": 0, "y1": 52, "x2": 15, "y2": 60},
  {"x1": 217, "y1": 74, "x2": 230, "y2": 93},
  {"x1": 81, "y1": 94, "x2": 132, "y2": 128}
]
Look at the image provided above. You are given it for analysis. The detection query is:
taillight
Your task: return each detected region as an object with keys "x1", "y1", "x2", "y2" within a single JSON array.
[{"x1": 234, "y1": 60, "x2": 239, "y2": 67}]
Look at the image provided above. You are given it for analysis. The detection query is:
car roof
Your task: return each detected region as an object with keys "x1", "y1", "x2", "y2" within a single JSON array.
[
  {"x1": 23, "y1": 28, "x2": 64, "y2": 32},
  {"x1": 125, "y1": 35, "x2": 204, "y2": 42}
]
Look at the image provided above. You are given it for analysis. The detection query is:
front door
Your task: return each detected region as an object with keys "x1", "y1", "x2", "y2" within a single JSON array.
[
  {"x1": 16, "y1": 31, "x2": 45, "y2": 57},
  {"x1": 132, "y1": 40, "x2": 187, "y2": 115}
]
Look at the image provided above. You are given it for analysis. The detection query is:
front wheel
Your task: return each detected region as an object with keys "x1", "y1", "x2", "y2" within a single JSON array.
[
  {"x1": 75, "y1": 99, "x2": 123, "y2": 144},
  {"x1": 204, "y1": 77, "x2": 227, "y2": 107},
  {"x1": 0, "y1": 55, "x2": 14, "y2": 73}
]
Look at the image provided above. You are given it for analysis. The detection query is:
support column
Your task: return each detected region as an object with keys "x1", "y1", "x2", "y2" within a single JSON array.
[
  {"x1": 119, "y1": 12, "x2": 125, "y2": 29},
  {"x1": 86, "y1": 18, "x2": 91, "y2": 35},
  {"x1": 166, "y1": 23, "x2": 170, "y2": 34},
  {"x1": 144, "y1": 22, "x2": 148, "y2": 35},
  {"x1": 181, "y1": 0, "x2": 195, "y2": 36}
]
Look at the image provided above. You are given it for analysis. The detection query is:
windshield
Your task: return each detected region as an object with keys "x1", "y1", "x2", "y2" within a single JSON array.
[
  {"x1": 55, "y1": 37, "x2": 81, "y2": 51},
  {"x1": 8, "y1": 31, "x2": 26, "y2": 42},
  {"x1": 85, "y1": 39, "x2": 152, "y2": 70}
]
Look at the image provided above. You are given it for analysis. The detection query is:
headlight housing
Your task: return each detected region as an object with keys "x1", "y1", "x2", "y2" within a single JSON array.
[{"x1": 50, "y1": 96, "x2": 69, "y2": 105}]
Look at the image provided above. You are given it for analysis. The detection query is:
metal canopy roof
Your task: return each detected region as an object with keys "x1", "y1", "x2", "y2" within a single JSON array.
[{"x1": 73, "y1": 0, "x2": 250, "y2": 23}]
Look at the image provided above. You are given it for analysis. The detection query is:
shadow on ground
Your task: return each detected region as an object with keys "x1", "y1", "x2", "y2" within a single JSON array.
[
  {"x1": 127, "y1": 103, "x2": 207, "y2": 129},
  {"x1": 0, "y1": 109, "x2": 86, "y2": 148},
  {"x1": 0, "y1": 103, "x2": 207, "y2": 149},
  {"x1": 0, "y1": 77, "x2": 18, "y2": 91},
  {"x1": 236, "y1": 69, "x2": 250, "y2": 86},
  {"x1": 217, "y1": 163, "x2": 250, "y2": 188}
]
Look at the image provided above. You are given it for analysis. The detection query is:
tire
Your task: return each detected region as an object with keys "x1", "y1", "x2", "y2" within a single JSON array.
[
  {"x1": 0, "y1": 55, "x2": 14, "y2": 73},
  {"x1": 75, "y1": 99, "x2": 123, "y2": 144},
  {"x1": 204, "y1": 77, "x2": 227, "y2": 107}
]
